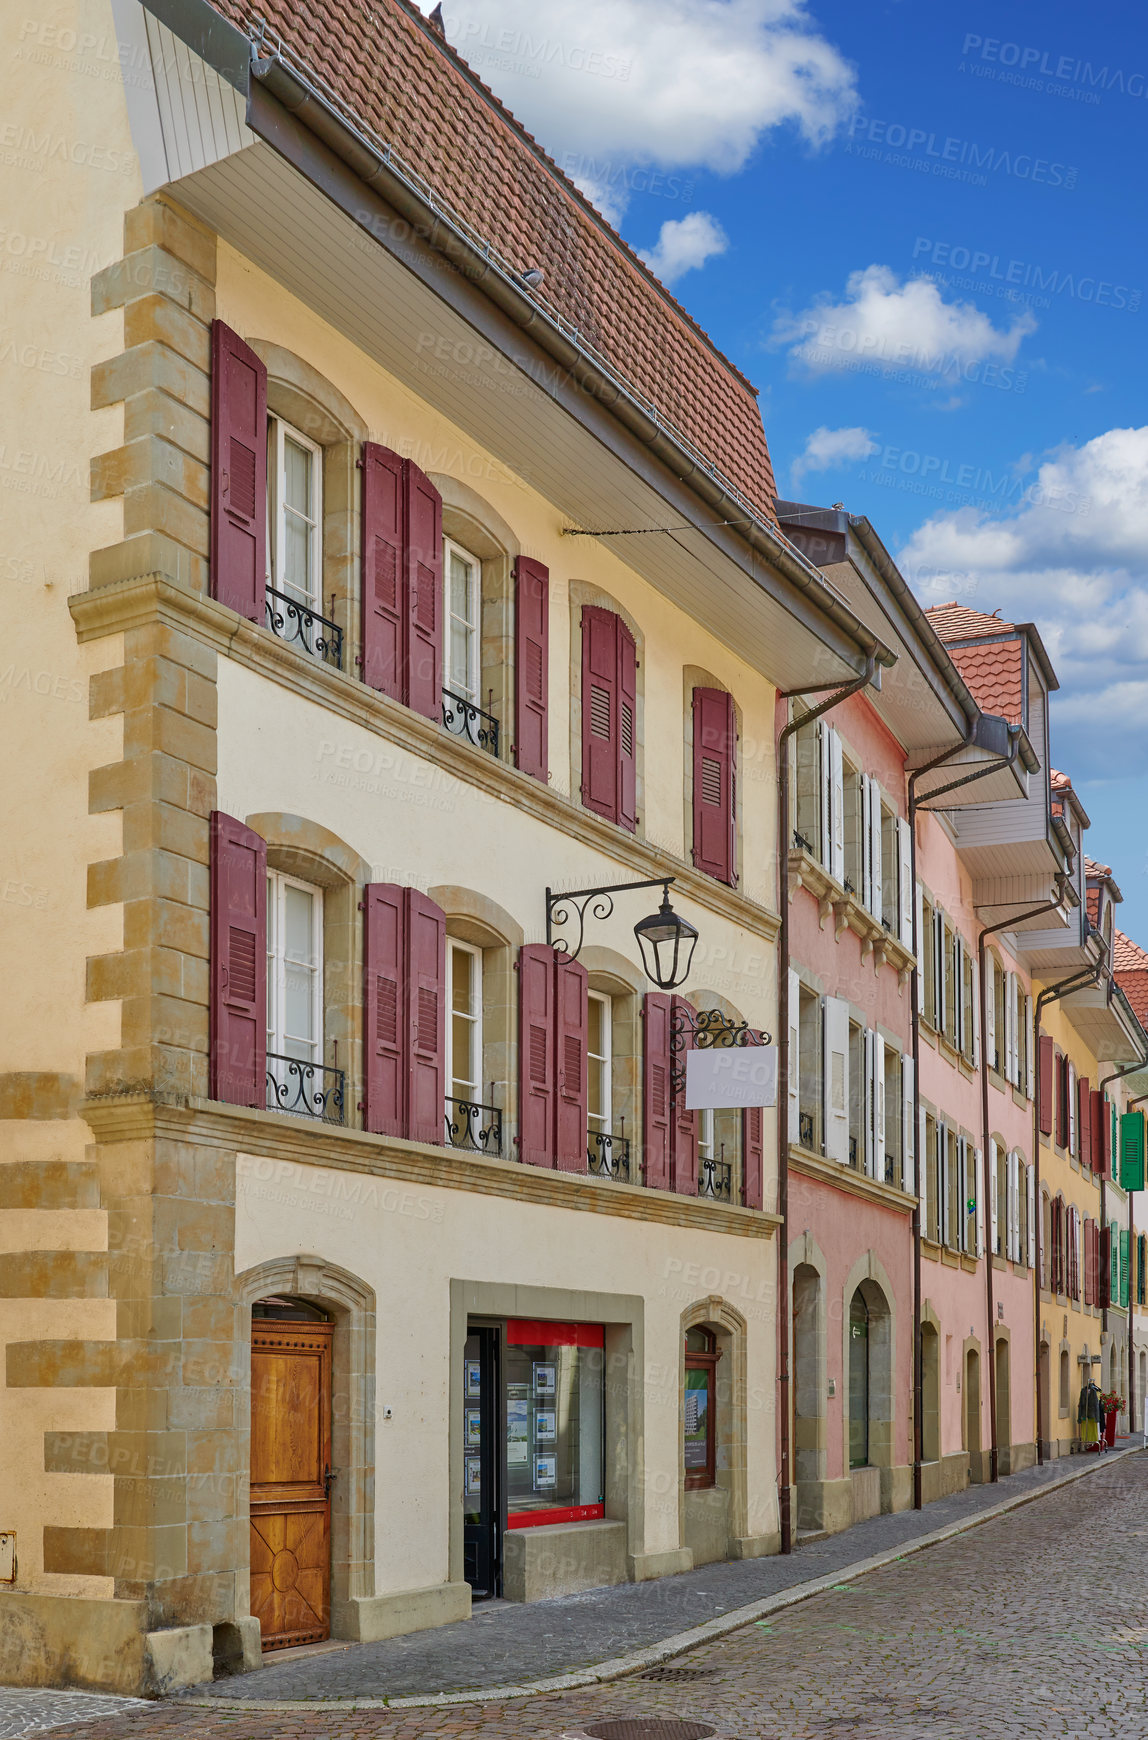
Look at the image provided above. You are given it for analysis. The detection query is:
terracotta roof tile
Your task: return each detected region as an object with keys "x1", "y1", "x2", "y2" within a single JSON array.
[
  {"x1": 925, "y1": 603, "x2": 1017, "y2": 641},
  {"x1": 211, "y1": 0, "x2": 778, "y2": 520},
  {"x1": 1114, "y1": 930, "x2": 1148, "y2": 1024},
  {"x1": 1050, "y1": 768, "x2": 1071, "y2": 791},
  {"x1": 1115, "y1": 929, "x2": 1148, "y2": 972},
  {"x1": 939, "y1": 637, "x2": 1024, "y2": 725},
  {"x1": 1084, "y1": 854, "x2": 1113, "y2": 879}
]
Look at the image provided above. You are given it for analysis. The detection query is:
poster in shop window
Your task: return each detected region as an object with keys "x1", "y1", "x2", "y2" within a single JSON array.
[
  {"x1": 464, "y1": 1360, "x2": 481, "y2": 1399},
  {"x1": 507, "y1": 1389, "x2": 529, "y2": 1464},
  {"x1": 534, "y1": 1408, "x2": 556, "y2": 1441},
  {"x1": 533, "y1": 1452, "x2": 557, "y2": 1489},
  {"x1": 464, "y1": 1454, "x2": 482, "y2": 1496},
  {"x1": 464, "y1": 1407, "x2": 482, "y2": 1448},
  {"x1": 533, "y1": 1362, "x2": 556, "y2": 1398}
]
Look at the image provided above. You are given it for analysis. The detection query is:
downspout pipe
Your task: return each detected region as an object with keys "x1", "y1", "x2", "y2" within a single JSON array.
[
  {"x1": 775, "y1": 652, "x2": 880, "y2": 1554},
  {"x1": 1033, "y1": 963, "x2": 1106, "y2": 1464},
  {"x1": 905, "y1": 725, "x2": 1020, "y2": 1508},
  {"x1": 975, "y1": 875, "x2": 1069, "y2": 1485}
]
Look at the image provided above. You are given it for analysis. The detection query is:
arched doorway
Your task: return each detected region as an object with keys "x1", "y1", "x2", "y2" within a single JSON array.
[
  {"x1": 1038, "y1": 1342, "x2": 1051, "y2": 1460},
  {"x1": 849, "y1": 1291, "x2": 871, "y2": 1470},
  {"x1": 250, "y1": 1296, "x2": 334, "y2": 1650},
  {"x1": 995, "y1": 1337, "x2": 1011, "y2": 1475},
  {"x1": 921, "y1": 1323, "x2": 940, "y2": 1464},
  {"x1": 965, "y1": 1346, "x2": 982, "y2": 1482},
  {"x1": 793, "y1": 1264, "x2": 824, "y2": 1530}
]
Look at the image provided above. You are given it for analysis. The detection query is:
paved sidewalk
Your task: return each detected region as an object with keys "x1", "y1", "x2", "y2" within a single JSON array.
[
  {"x1": 0, "y1": 1691, "x2": 148, "y2": 1739},
  {"x1": 192, "y1": 1443, "x2": 1140, "y2": 1705}
]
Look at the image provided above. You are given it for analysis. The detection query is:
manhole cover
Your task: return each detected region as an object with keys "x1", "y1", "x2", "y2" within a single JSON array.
[
  {"x1": 637, "y1": 1668, "x2": 717, "y2": 1682},
  {"x1": 583, "y1": 1724, "x2": 717, "y2": 1740}
]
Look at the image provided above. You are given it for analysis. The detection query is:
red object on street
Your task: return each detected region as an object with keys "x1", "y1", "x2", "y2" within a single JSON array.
[{"x1": 1105, "y1": 1406, "x2": 1119, "y2": 1447}]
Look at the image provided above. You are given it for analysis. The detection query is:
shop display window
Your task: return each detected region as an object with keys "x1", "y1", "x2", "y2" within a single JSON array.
[
  {"x1": 505, "y1": 1319, "x2": 605, "y2": 1527},
  {"x1": 684, "y1": 1325, "x2": 719, "y2": 1488}
]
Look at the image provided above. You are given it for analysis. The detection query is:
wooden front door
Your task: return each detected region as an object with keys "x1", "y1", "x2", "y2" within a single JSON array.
[{"x1": 250, "y1": 1318, "x2": 333, "y2": 1650}]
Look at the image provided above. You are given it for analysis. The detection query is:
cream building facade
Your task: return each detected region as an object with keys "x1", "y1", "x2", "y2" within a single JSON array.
[{"x1": 0, "y1": 0, "x2": 894, "y2": 1696}]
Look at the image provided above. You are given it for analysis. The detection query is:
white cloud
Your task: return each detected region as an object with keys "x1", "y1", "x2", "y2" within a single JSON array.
[
  {"x1": 444, "y1": 0, "x2": 857, "y2": 223},
  {"x1": 773, "y1": 265, "x2": 1036, "y2": 383},
  {"x1": 637, "y1": 212, "x2": 729, "y2": 285},
  {"x1": 791, "y1": 425, "x2": 879, "y2": 481},
  {"x1": 897, "y1": 427, "x2": 1148, "y2": 775}
]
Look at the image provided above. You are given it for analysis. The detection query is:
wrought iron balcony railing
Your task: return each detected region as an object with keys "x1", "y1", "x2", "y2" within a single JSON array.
[
  {"x1": 265, "y1": 586, "x2": 343, "y2": 668},
  {"x1": 698, "y1": 1157, "x2": 732, "y2": 1201},
  {"x1": 445, "y1": 1097, "x2": 503, "y2": 1155},
  {"x1": 442, "y1": 688, "x2": 500, "y2": 758},
  {"x1": 266, "y1": 1052, "x2": 346, "y2": 1124},
  {"x1": 588, "y1": 1129, "x2": 630, "y2": 1181}
]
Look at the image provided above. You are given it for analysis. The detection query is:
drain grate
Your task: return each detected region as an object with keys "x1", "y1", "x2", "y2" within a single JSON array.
[
  {"x1": 583, "y1": 1723, "x2": 717, "y2": 1740},
  {"x1": 636, "y1": 1667, "x2": 717, "y2": 1683}
]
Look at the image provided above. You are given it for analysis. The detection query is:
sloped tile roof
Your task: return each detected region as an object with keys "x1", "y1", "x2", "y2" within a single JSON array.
[
  {"x1": 1114, "y1": 929, "x2": 1148, "y2": 1024},
  {"x1": 925, "y1": 602, "x2": 1016, "y2": 641},
  {"x1": 1084, "y1": 854, "x2": 1113, "y2": 879},
  {"x1": 1050, "y1": 769, "x2": 1071, "y2": 791},
  {"x1": 940, "y1": 637, "x2": 1024, "y2": 725},
  {"x1": 1115, "y1": 929, "x2": 1148, "y2": 972},
  {"x1": 210, "y1": 0, "x2": 778, "y2": 520}
]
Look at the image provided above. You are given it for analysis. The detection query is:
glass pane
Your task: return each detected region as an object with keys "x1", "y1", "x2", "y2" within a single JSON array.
[
  {"x1": 452, "y1": 1012, "x2": 476, "y2": 1098},
  {"x1": 284, "y1": 435, "x2": 311, "y2": 515},
  {"x1": 449, "y1": 616, "x2": 474, "y2": 697},
  {"x1": 282, "y1": 509, "x2": 311, "y2": 601},
  {"x1": 284, "y1": 885, "x2": 313, "y2": 962},
  {"x1": 451, "y1": 946, "x2": 474, "y2": 1014},
  {"x1": 588, "y1": 1053, "x2": 605, "y2": 1131},
  {"x1": 684, "y1": 1368, "x2": 710, "y2": 1471},
  {"x1": 450, "y1": 550, "x2": 473, "y2": 622},
  {"x1": 505, "y1": 1338, "x2": 604, "y2": 1521},
  {"x1": 698, "y1": 1108, "x2": 714, "y2": 1159}
]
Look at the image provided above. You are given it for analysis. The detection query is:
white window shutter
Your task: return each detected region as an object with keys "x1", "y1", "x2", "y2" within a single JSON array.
[
  {"x1": 939, "y1": 1124, "x2": 950, "y2": 1244},
  {"x1": 901, "y1": 1055, "x2": 915, "y2": 1194},
  {"x1": 933, "y1": 911, "x2": 946, "y2": 1033},
  {"x1": 954, "y1": 939, "x2": 965, "y2": 1055},
  {"x1": 971, "y1": 953, "x2": 981, "y2": 1067},
  {"x1": 897, "y1": 818, "x2": 913, "y2": 949},
  {"x1": 788, "y1": 968, "x2": 801, "y2": 1144},
  {"x1": 1006, "y1": 972, "x2": 1018, "y2": 1084},
  {"x1": 823, "y1": 995, "x2": 851, "y2": 1165},
  {"x1": 1025, "y1": 995, "x2": 1035, "y2": 1101},
  {"x1": 974, "y1": 1146, "x2": 985, "y2": 1257},
  {"x1": 1068, "y1": 1063, "x2": 1077, "y2": 1155},
  {"x1": 984, "y1": 952, "x2": 995, "y2": 1072},
  {"x1": 989, "y1": 1139, "x2": 999, "y2": 1254},
  {"x1": 873, "y1": 1032, "x2": 886, "y2": 1180},
  {"x1": 957, "y1": 1137, "x2": 968, "y2": 1253},
  {"x1": 829, "y1": 729, "x2": 845, "y2": 883},
  {"x1": 863, "y1": 1029, "x2": 874, "y2": 1177},
  {"x1": 1008, "y1": 1151, "x2": 1019, "y2": 1261},
  {"x1": 919, "y1": 1107, "x2": 929, "y2": 1227},
  {"x1": 1026, "y1": 1163, "x2": 1036, "y2": 1268},
  {"x1": 870, "y1": 781, "x2": 884, "y2": 921},
  {"x1": 860, "y1": 778, "x2": 872, "y2": 911},
  {"x1": 817, "y1": 720, "x2": 832, "y2": 872}
]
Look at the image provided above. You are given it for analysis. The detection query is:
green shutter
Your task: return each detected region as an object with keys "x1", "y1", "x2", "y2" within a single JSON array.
[
  {"x1": 1120, "y1": 1112, "x2": 1146, "y2": 1191},
  {"x1": 1121, "y1": 1228, "x2": 1131, "y2": 1308}
]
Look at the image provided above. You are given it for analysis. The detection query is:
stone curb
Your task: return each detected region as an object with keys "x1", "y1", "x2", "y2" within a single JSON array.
[{"x1": 181, "y1": 1447, "x2": 1140, "y2": 1713}]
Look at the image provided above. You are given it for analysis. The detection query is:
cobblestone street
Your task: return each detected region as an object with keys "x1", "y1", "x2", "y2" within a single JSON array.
[{"x1": 16, "y1": 1450, "x2": 1148, "y2": 1740}]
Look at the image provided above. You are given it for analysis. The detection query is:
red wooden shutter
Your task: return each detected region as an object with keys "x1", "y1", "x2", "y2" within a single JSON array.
[
  {"x1": 742, "y1": 1107, "x2": 764, "y2": 1209},
  {"x1": 642, "y1": 992, "x2": 672, "y2": 1190},
  {"x1": 363, "y1": 883, "x2": 406, "y2": 1137},
  {"x1": 618, "y1": 619, "x2": 637, "y2": 832},
  {"x1": 209, "y1": 811, "x2": 266, "y2": 1106},
  {"x1": 514, "y1": 557, "x2": 549, "y2": 782},
  {"x1": 407, "y1": 890, "x2": 446, "y2": 1145},
  {"x1": 360, "y1": 442, "x2": 406, "y2": 700},
  {"x1": 518, "y1": 944, "x2": 556, "y2": 1166},
  {"x1": 670, "y1": 995, "x2": 698, "y2": 1196},
  {"x1": 554, "y1": 956, "x2": 589, "y2": 1172},
  {"x1": 1079, "y1": 1075, "x2": 1091, "y2": 1170},
  {"x1": 1090, "y1": 1089, "x2": 1105, "y2": 1173},
  {"x1": 405, "y1": 461, "x2": 442, "y2": 721},
  {"x1": 210, "y1": 321, "x2": 266, "y2": 623},
  {"x1": 581, "y1": 606, "x2": 619, "y2": 821},
  {"x1": 1038, "y1": 1034, "x2": 1054, "y2": 1135},
  {"x1": 1100, "y1": 1223, "x2": 1111, "y2": 1308},
  {"x1": 692, "y1": 687, "x2": 736, "y2": 884}
]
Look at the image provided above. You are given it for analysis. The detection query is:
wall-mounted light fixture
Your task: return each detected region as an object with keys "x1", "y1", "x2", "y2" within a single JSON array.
[{"x1": 545, "y1": 877, "x2": 698, "y2": 990}]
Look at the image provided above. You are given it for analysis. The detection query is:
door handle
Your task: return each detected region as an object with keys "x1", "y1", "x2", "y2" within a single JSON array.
[{"x1": 323, "y1": 1466, "x2": 337, "y2": 1498}]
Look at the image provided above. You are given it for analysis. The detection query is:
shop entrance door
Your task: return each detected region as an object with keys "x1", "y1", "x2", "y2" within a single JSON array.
[
  {"x1": 462, "y1": 1325, "x2": 501, "y2": 1598},
  {"x1": 250, "y1": 1306, "x2": 333, "y2": 1649}
]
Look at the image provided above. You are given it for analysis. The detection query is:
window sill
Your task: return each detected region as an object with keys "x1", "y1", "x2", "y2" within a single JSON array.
[
  {"x1": 82, "y1": 1091, "x2": 782, "y2": 1237},
  {"x1": 788, "y1": 1143, "x2": 914, "y2": 1213},
  {"x1": 70, "y1": 572, "x2": 782, "y2": 943}
]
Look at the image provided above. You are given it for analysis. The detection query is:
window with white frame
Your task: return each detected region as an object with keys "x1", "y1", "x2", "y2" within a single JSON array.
[
  {"x1": 444, "y1": 539, "x2": 481, "y2": 706},
  {"x1": 880, "y1": 804, "x2": 898, "y2": 932},
  {"x1": 587, "y1": 992, "x2": 613, "y2": 1137},
  {"x1": 267, "y1": 416, "x2": 322, "y2": 609},
  {"x1": 266, "y1": 871, "x2": 323, "y2": 1106},
  {"x1": 446, "y1": 938, "x2": 483, "y2": 1110},
  {"x1": 697, "y1": 1107, "x2": 716, "y2": 1164}
]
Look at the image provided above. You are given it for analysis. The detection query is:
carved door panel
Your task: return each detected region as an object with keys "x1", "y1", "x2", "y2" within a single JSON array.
[{"x1": 250, "y1": 1319, "x2": 332, "y2": 1649}]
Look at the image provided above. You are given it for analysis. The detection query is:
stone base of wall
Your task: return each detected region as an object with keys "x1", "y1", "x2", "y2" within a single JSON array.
[
  {"x1": 628, "y1": 1546, "x2": 693, "y2": 1581},
  {"x1": 851, "y1": 1465, "x2": 881, "y2": 1523},
  {"x1": 333, "y1": 1582, "x2": 470, "y2": 1642},
  {"x1": 969, "y1": 1448, "x2": 992, "y2": 1483},
  {"x1": 683, "y1": 1487, "x2": 731, "y2": 1568},
  {"x1": 0, "y1": 1595, "x2": 215, "y2": 1695},
  {"x1": 880, "y1": 1463, "x2": 913, "y2": 1515},
  {"x1": 920, "y1": 1452, "x2": 970, "y2": 1504},
  {"x1": 503, "y1": 1520, "x2": 627, "y2": 1602},
  {"x1": 1007, "y1": 1439, "x2": 1037, "y2": 1475}
]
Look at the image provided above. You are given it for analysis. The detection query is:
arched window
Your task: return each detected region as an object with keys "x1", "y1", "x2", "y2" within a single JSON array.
[{"x1": 684, "y1": 1326, "x2": 720, "y2": 1489}]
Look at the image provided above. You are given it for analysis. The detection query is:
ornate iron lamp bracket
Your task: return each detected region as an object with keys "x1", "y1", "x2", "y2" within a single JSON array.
[
  {"x1": 670, "y1": 1005, "x2": 773, "y2": 1104},
  {"x1": 545, "y1": 877, "x2": 672, "y2": 961}
]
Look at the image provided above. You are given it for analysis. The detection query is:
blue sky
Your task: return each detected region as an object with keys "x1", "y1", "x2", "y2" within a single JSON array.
[{"x1": 445, "y1": 0, "x2": 1148, "y2": 938}]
